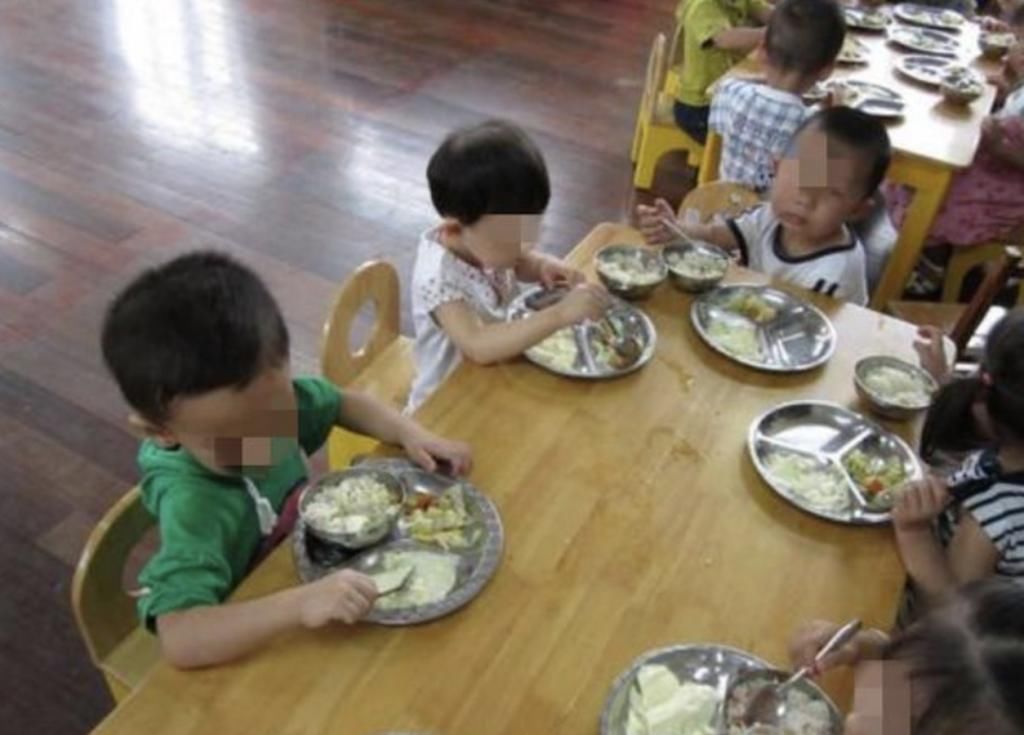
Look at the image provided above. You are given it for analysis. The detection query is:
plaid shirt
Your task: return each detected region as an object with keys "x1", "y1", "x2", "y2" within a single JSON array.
[{"x1": 710, "y1": 79, "x2": 809, "y2": 193}]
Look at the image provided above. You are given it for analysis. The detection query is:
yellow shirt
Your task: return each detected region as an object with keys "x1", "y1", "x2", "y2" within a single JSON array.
[{"x1": 676, "y1": 0, "x2": 770, "y2": 107}]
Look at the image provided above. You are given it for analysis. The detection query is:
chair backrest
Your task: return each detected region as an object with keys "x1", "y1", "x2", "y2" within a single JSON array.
[
  {"x1": 321, "y1": 260, "x2": 402, "y2": 386},
  {"x1": 679, "y1": 181, "x2": 761, "y2": 223},
  {"x1": 951, "y1": 248, "x2": 1021, "y2": 352},
  {"x1": 640, "y1": 33, "x2": 668, "y2": 129},
  {"x1": 72, "y1": 486, "x2": 154, "y2": 665}
]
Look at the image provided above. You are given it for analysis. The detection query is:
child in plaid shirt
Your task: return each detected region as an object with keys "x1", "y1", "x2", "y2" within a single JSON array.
[
  {"x1": 639, "y1": 108, "x2": 890, "y2": 305},
  {"x1": 710, "y1": 0, "x2": 846, "y2": 193}
]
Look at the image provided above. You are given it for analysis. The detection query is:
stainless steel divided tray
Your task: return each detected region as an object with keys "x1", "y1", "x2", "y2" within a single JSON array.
[
  {"x1": 748, "y1": 400, "x2": 923, "y2": 525},
  {"x1": 691, "y1": 284, "x2": 836, "y2": 372},
  {"x1": 507, "y1": 285, "x2": 657, "y2": 379},
  {"x1": 293, "y1": 458, "x2": 503, "y2": 625}
]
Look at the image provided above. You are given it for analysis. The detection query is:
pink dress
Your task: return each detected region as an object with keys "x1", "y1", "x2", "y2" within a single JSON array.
[{"x1": 886, "y1": 93, "x2": 1024, "y2": 248}]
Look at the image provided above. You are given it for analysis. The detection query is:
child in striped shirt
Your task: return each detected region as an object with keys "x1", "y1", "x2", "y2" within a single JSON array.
[{"x1": 893, "y1": 308, "x2": 1024, "y2": 612}]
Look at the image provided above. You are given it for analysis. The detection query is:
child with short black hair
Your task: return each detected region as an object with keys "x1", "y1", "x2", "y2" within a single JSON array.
[
  {"x1": 672, "y1": 0, "x2": 774, "y2": 144},
  {"x1": 710, "y1": 0, "x2": 846, "y2": 192},
  {"x1": 408, "y1": 119, "x2": 610, "y2": 411},
  {"x1": 639, "y1": 107, "x2": 890, "y2": 305},
  {"x1": 102, "y1": 252, "x2": 471, "y2": 668},
  {"x1": 892, "y1": 309, "x2": 1024, "y2": 612},
  {"x1": 789, "y1": 579, "x2": 1024, "y2": 734}
]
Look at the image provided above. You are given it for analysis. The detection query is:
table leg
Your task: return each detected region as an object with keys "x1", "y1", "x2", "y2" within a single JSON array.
[{"x1": 869, "y1": 158, "x2": 953, "y2": 310}]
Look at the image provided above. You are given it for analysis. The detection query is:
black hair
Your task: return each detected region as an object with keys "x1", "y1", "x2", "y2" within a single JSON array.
[
  {"x1": 788, "y1": 106, "x2": 892, "y2": 198},
  {"x1": 921, "y1": 308, "x2": 1024, "y2": 459},
  {"x1": 764, "y1": 0, "x2": 846, "y2": 77},
  {"x1": 100, "y1": 251, "x2": 290, "y2": 424},
  {"x1": 884, "y1": 579, "x2": 1024, "y2": 734},
  {"x1": 427, "y1": 119, "x2": 550, "y2": 225}
]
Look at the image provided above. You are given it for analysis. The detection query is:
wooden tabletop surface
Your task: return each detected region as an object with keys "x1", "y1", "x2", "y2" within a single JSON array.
[
  {"x1": 728, "y1": 7, "x2": 1000, "y2": 169},
  {"x1": 93, "y1": 224, "x2": 921, "y2": 735}
]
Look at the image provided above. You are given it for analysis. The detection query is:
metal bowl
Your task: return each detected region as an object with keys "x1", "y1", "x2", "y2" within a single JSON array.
[
  {"x1": 662, "y1": 241, "x2": 730, "y2": 293},
  {"x1": 979, "y1": 32, "x2": 1014, "y2": 59},
  {"x1": 299, "y1": 467, "x2": 405, "y2": 549},
  {"x1": 854, "y1": 355, "x2": 938, "y2": 421},
  {"x1": 594, "y1": 244, "x2": 667, "y2": 300},
  {"x1": 941, "y1": 80, "x2": 983, "y2": 105}
]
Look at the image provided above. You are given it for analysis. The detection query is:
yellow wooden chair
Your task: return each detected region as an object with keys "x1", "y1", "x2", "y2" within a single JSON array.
[
  {"x1": 678, "y1": 180, "x2": 761, "y2": 222},
  {"x1": 697, "y1": 131, "x2": 723, "y2": 187},
  {"x1": 632, "y1": 32, "x2": 705, "y2": 189},
  {"x1": 943, "y1": 242, "x2": 1024, "y2": 305},
  {"x1": 72, "y1": 486, "x2": 161, "y2": 703},
  {"x1": 321, "y1": 260, "x2": 415, "y2": 470}
]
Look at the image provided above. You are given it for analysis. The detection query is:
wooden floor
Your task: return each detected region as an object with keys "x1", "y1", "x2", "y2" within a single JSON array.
[{"x1": 0, "y1": 1, "x2": 679, "y2": 732}]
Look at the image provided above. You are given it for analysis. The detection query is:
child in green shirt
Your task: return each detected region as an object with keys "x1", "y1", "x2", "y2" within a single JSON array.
[
  {"x1": 674, "y1": 0, "x2": 773, "y2": 143},
  {"x1": 101, "y1": 251, "x2": 471, "y2": 669}
]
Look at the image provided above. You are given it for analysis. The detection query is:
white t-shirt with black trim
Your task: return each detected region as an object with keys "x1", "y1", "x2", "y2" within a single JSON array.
[
  {"x1": 726, "y1": 204, "x2": 869, "y2": 306},
  {"x1": 408, "y1": 227, "x2": 519, "y2": 413},
  {"x1": 938, "y1": 450, "x2": 1024, "y2": 581}
]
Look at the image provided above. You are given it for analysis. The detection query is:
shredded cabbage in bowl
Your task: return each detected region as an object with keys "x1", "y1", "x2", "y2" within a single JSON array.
[
  {"x1": 304, "y1": 475, "x2": 399, "y2": 535},
  {"x1": 862, "y1": 365, "x2": 931, "y2": 408}
]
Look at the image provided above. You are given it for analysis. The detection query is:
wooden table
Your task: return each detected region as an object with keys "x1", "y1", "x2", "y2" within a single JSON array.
[
  {"x1": 94, "y1": 224, "x2": 921, "y2": 735},
  {"x1": 718, "y1": 10, "x2": 1001, "y2": 309}
]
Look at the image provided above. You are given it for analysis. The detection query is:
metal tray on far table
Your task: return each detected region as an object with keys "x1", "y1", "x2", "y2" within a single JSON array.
[
  {"x1": 293, "y1": 458, "x2": 504, "y2": 625},
  {"x1": 887, "y1": 25, "x2": 960, "y2": 56},
  {"x1": 748, "y1": 401, "x2": 923, "y2": 525},
  {"x1": 893, "y1": 3, "x2": 965, "y2": 31},
  {"x1": 507, "y1": 285, "x2": 657, "y2": 379},
  {"x1": 896, "y1": 54, "x2": 958, "y2": 86},
  {"x1": 691, "y1": 284, "x2": 836, "y2": 372},
  {"x1": 599, "y1": 644, "x2": 841, "y2": 735}
]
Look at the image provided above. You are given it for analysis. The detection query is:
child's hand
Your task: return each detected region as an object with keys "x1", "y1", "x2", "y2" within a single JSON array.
[
  {"x1": 788, "y1": 620, "x2": 866, "y2": 676},
  {"x1": 982, "y1": 16, "x2": 1009, "y2": 32},
  {"x1": 554, "y1": 283, "x2": 611, "y2": 325},
  {"x1": 892, "y1": 476, "x2": 950, "y2": 531},
  {"x1": 538, "y1": 258, "x2": 585, "y2": 289},
  {"x1": 913, "y1": 325, "x2": 951, "y2": 383},
  {"x1": 299, "y1": 569, "x2": 378, "y2": 628},
  {"x1": 398, "y1": 425, "x2": 473, "y2": 476},
  {"x1": 636, "y1": 198, "x2": 678, "y2": 246}
]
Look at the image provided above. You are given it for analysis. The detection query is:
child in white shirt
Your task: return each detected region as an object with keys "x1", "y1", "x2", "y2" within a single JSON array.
[
  {"x1": 408, "y1": 120, "x2": 610, "y2": 411},
  {"x1": 639, "y1": 107, "x2": 890, "y2": 305},
  {"x1": 710, "y1": 0, "x2": 845, "y2": 193}
]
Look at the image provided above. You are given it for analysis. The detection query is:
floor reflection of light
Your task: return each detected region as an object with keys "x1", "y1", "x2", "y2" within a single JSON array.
[{"x1": 113, "y1": 0, "x2": 262, "y2": 157}]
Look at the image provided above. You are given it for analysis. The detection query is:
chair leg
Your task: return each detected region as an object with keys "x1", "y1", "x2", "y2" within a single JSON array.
[{"x1": 633, "y1": 135, "x2": 663, "y2": 190}]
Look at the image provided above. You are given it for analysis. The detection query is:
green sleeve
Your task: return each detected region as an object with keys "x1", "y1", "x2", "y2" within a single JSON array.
[
  {"x1": 688, "y1": 0, "x2": 733, "y2": 47},
  {"x1": 294, "y1": 376, "x2": 343, "y2": 456},
  {"x1": 136, "y1": 477, "x2": 236, "y2": 630}
]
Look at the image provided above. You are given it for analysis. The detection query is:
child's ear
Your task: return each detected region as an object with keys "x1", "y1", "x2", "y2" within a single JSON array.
[{"x1": 128, "y1": 412, "x2": 178, "y2": 448}]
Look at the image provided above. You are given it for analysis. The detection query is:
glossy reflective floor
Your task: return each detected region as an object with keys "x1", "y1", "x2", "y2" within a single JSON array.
[{"x1": 0, "y1": 1, "x2": 674, "y2": 731}]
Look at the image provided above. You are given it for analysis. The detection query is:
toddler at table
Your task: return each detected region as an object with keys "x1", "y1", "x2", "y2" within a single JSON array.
[
  {"x1": 638, "y1": 107, "x2": 891, "y2": 305},
  {"x1": 891, "y1": 308, "x2": 1024, "y2": 617},
  {"x1": 788, "y1": 579, "x2": 1024, "y2": 734},
  {"x1": 709, "y1": 0, "x2": 846, "y2": 193},
  {"x1": 672, "y1": 0, "x2": 774, "y2": 143},
  {"x1": 407, "y1": 119, "x2": 610, "y2": 412},
  {"x1": 101, "y1": 252, "x2": 471, "y2": 668}
]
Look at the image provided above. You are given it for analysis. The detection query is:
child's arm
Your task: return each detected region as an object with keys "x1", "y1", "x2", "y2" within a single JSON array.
[
  {"x1": 515, "y1": 252, "x2": 585, "y2": 289},
  {"x1": 913, "y1": 325, "x2": 953, "y2": 384},
  {"x1": 433, "y1": 283, "x2": 610, "y2": 366},
  {"x1": 678, "y1": 219, "x2": 741, "y2": 253},
  {"x1": 337, "y1": 390, "x2": 472, "y2": 474},
  {"x1": 710, "y1": 27, "x2": 766, "y2": 53},
  {"x1": 636, "y1": 199, "x2": 741, "y2": 253},
  {"x1": 156, "y1": 569, "x2": 377, "y2": 669},
  {"x1": 892, "y1": 477, "x2": 999, "y2": 606}
]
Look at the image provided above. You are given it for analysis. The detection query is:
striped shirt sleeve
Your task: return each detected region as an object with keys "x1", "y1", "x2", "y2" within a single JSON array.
[{"x1": 964, "y1": 482, "x2": 1024, "y2": 577}]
